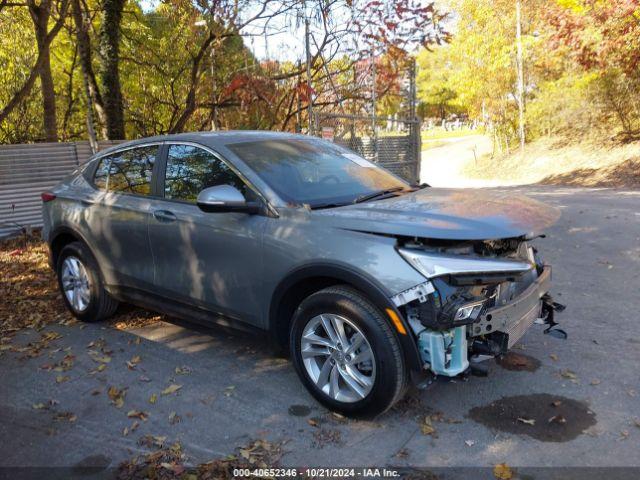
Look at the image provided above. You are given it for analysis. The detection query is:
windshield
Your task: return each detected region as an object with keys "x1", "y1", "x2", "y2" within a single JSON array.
[{"x1": 227, "y1": 137, "x2": 409, "y2": 207}]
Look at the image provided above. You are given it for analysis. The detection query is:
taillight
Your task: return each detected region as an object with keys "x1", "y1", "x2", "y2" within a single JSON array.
[{"x1": 41, "y1": 192, "x2": 56, "y2": 202}]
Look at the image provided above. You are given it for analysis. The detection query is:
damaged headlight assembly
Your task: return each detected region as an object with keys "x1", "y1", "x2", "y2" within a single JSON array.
[{"x1": 395, "y1": 247, "x2": 535, "y2": 378}]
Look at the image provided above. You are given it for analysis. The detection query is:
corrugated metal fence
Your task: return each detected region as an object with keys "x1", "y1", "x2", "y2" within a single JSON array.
[{"x1": 0, "y1": 141, "x2": 122, "y2": 238}]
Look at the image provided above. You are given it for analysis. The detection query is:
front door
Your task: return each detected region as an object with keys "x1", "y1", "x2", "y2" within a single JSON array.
[{"x1": 148, "y1": 143, "x2": 266, "y2": 328}]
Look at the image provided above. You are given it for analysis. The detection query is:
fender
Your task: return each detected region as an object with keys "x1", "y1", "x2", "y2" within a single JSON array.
[
  {"x1": 48, "y1": 225, "x2": 94, "y2": 265},
  {"x1": 269, "y1": 262, "x2": 425, "y2": 374}
]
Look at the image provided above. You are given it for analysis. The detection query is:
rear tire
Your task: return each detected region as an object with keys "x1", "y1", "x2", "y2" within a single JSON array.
[
  {"x1": 56, "y1": 241, "x2": 118, "y2": 322},
  {"x1": 290, "y1": 285, "x2": 407, "y2": 417}
]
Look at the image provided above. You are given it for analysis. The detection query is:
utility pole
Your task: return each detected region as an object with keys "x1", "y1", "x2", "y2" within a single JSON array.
[{"x1": 515, "y1": 0, "x2": 525, "y2": 153}]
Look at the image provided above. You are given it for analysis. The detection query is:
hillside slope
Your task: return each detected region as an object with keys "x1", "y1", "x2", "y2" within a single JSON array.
[{"x1": 461, "y1": 136, "x2": 640, "y2": 188}]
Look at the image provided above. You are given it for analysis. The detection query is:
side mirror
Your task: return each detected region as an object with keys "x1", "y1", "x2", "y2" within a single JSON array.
[{"x1": 196, "y1": 185, "x2": 260, "y2": 214}]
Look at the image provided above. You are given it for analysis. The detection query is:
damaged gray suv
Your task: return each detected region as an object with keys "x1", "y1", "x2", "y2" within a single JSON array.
[{"x1": 42, "y1": 132, "x2": 564, "y2": 416}]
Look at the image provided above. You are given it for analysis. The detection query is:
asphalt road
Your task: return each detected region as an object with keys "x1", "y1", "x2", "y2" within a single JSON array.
[{"x1": 1, "y1": 186, "x2": 639, "y2": 478}]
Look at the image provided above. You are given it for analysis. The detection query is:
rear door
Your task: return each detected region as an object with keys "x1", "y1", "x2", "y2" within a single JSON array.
[
  {"x1": 86, "y1": 144, "x2": 160, "y2": 290},
  {"x1": 148, "y1": 142, "x2": 267, "y2": 327}
]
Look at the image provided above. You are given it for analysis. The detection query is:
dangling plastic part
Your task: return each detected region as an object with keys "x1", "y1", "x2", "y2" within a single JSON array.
[
  {"x1": 418, "y1": 326, "x2": 469, "y2": 377},
  {"x1": 541, "y1": 294, "x2": 567, "y2": 340}
]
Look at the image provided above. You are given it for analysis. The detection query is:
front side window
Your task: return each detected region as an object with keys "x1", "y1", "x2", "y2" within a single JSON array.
[
  {"x1": 106, "y1": 146, "x2": 157, "y2": 195},
  {"x1": 164, "y1": 144, "x2": 248, "y2": 202},
  {"x1": 227, "y1": 137, "x2": 408, "y2": 207}
]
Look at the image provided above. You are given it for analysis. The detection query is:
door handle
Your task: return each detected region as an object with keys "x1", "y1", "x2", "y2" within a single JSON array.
[{"x1": 153, "y1": 210, "x2": 177, "y2": 222}]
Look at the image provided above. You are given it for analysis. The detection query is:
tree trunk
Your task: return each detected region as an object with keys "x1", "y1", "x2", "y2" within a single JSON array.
[
  {"x1": 30, "y1": 1, "x2": 58, "y2": 142},
  {"x1": 100, "y1": 0, "x2": 126, "y2": 139},
  {"x1": 71, "y1": 0, "x2": 107, "y2": 138}
]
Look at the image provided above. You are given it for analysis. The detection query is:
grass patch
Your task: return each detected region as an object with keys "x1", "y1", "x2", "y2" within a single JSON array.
[{"x1": 421, "y1": 127, "x2": 481, "y2": 142}]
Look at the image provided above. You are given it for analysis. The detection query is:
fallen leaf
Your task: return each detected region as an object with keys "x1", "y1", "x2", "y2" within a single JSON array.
[
  {"x1": 127, "y1": 410, "x2": 148, "y2": 421},
  {"x1": 420, "y1": 416, "x2": 436, "y2": 436},
  {"x1": 517, "y1": 417, "x2": 536, "y2": 426},
  {"x1": 32, "y1": 403, "x2": 46, "y2": 410},
  {"x1": 548, "y1": 415, "x2": 567, "y2": 424},
  {"x1": 53, "y1": 412, "x2": 77, "y2": 422},
  {"x1": 122, "y1": 427, "x2": 129, "y2": 437},
  {"x1": 175, "y1": 366, "x2": 191, "y2": 375},
  {"x1": 161, "y1": 384, "x2": 182, "y2": 396},
  {"x1": 590, "y1": 379, "x2": 601, "y2": 385},
  {"x1": 223, "y1": 385, "x2": 235, "y2": 397},
  {"x1": 394, "y1": 448, "x2": 409, "y2": 459},
  {"x1": 108, "y1": 386, "x2": 125, "y2": 408},
  {"x1": 149, "y1": 393, "x2": 157, "y2": 404},
  {"x1": 139, "y1": 375, "x2": 151, "y2": 383},
  {"x1": 138, "y1": 435, "x2": 166, "y2": 448},
  {"x1": 551, "y1": 400, "x2": 562, "y2": 407},
  {"x1": 88, "y1": 350, "x2": 111, "y2": 364},
  {"x1": 549, "y1": 354, "x2": 558, "y2": 361},
  {"x1": 169, "y1": 411, "x2": 181, "y2": 425},
  {"x1": 464, "y1": 439, "x2": 475, "y2": 447},
  {"x1": 633, "y1": 418, "x2": 640, "y2": 429},
  {"x1": 307, "y1": 418, "x2": 319, "y2": 427},
  {"x1": 126, "y1": 355, "x2": 142, "y2": 369},
  {"x1": 560, "y1": 369, "x2": 577, "y2": 379},
  {"x1": 620, "y1": 430, "x2": 629, "y2": 440},
  {"x1": 55, "y1": 375, "x2": 69, "y2": 383},
  {"x1": 493, "y1": 463, "x2": 513, "y2": 480}
]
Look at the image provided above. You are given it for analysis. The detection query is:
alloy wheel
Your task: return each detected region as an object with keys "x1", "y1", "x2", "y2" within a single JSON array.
[
  {"x1": 300, "y1": 313, "x2": 376, "y2": 403},
  {"x1": 61, "y1": 256, "x2": 91, "y2": 312}
]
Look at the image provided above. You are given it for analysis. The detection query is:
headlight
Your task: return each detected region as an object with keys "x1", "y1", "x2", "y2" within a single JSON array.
[
  {"x1": 454, "y1": 301, "x2": 485, "y2": 322},
  {"x1": 398, "y1": 248, "x2": 532, "y2": 280}
]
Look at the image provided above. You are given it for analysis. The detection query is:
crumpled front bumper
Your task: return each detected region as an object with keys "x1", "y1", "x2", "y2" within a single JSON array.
[{"x1": 471, "y1": 266, "x2": 552, "y2": 349}]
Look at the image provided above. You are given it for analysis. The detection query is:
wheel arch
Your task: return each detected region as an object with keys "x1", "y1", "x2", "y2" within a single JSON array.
[
  {"x1": 49, "y1": 226, "x2": 97, "y2": 270},
  {"x1": 268, "y1": 263, "x2": 423, "y2": 373}
]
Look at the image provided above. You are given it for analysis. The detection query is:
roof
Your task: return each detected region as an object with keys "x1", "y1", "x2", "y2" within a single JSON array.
[{"x1": 97, "y1": 130, "x2": 306, "y2": 157}]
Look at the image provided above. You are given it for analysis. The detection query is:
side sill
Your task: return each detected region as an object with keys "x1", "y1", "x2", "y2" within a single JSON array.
[{"x1": 107, "y1": 286, "x2": 264, "y2": 337}]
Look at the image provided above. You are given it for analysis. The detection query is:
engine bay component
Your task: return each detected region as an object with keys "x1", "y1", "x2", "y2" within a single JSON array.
[
  {"x1": 391, "y1": 281, "x2": 435, "y2": 307},
  {"x1": 417, "y1": 326, "x2": 469, "y2": 377}
]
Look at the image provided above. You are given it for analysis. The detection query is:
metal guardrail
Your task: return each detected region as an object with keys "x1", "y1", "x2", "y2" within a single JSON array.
[{"x1": 0, "y1": 141, "x2": 122, "y2": 238}]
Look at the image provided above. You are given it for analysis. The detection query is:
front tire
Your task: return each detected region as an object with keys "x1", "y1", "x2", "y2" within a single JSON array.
[
  {"x1": 56, "y1": 241, "x2": 118, "y2": 322},
  {"x1": 290, "y1": 285, "x2": 407, "y2": 417}
]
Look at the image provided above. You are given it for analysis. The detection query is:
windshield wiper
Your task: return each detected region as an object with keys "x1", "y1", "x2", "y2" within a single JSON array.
[
  {"x1": 353, "y1": 187, "x2": 405, "y2": 204},
  {"x1": 309, "y1": 202, "x2": 351, "y2": 210}
]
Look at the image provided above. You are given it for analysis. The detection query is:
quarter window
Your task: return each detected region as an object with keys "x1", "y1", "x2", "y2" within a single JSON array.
[
  {"x1": 103, "y1": 146, "x2": 158, "y2": 195},
  {"x1": 164, "y1": 144, "x2": 248, "y2": 202},
  {"x1": 93, "y1": 158, "x2": 110, "y2": 190}
]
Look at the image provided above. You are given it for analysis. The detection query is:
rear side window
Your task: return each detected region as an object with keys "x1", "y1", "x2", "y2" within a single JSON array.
[
  {"x1": 97, "y1": 146, "x2": 158, "y2": 195},
  {"x1": 93, "y1": 158, "x2": 110, "y2": 190},
  {"x1": 164, "y1": 144, "x2": 248, "y2": 202}
]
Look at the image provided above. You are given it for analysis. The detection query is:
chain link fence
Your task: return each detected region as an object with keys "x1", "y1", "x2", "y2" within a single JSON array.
[{"x1": 313, "y1": 113, "x2": 421, "y2": 184}]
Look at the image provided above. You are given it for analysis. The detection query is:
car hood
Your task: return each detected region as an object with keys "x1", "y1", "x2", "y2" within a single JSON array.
[{"x1": 312, "y1": 188, "x2": 560, "y2": 240}]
